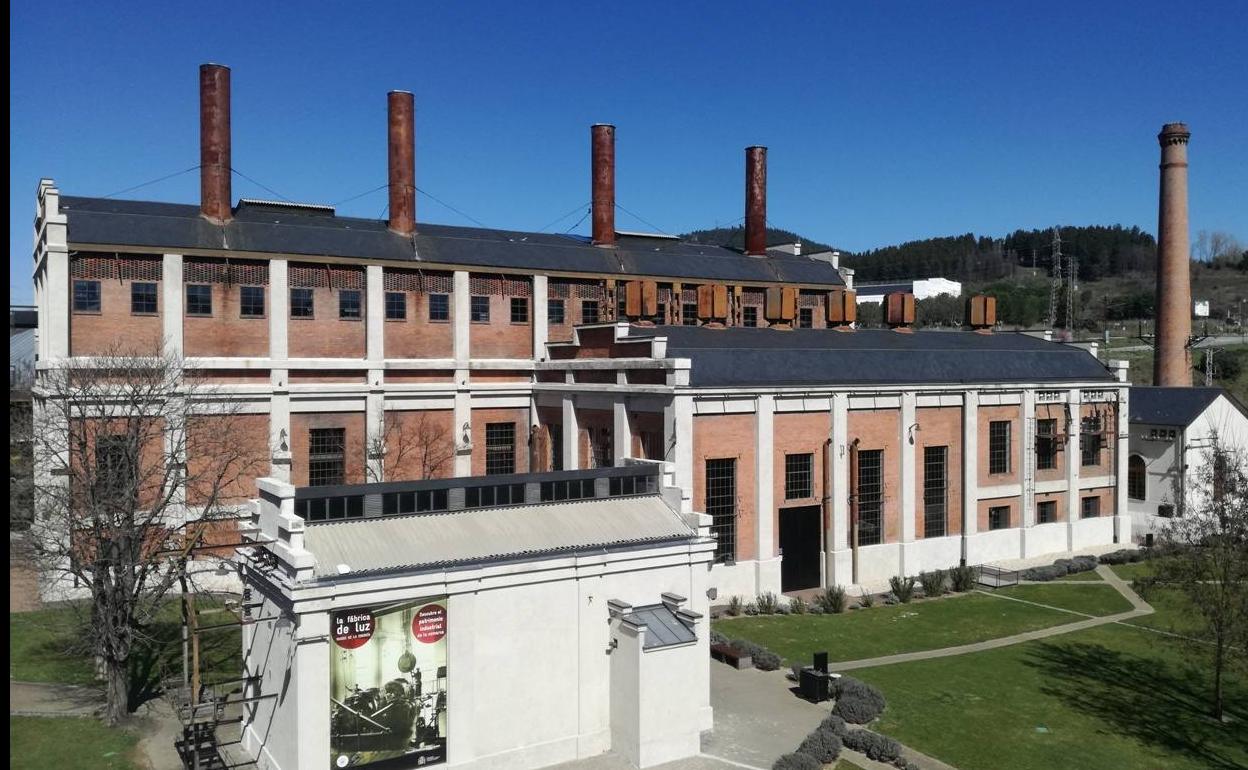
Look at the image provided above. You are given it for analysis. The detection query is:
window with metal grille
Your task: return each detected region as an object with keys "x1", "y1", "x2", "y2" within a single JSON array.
[
  {"x1": 923, "y1": 446, "x2": 947, "y2": 537},
  {"x1": 617, "y1": 295, "x2": 628, "y2": 319},
  {"x1": 298, "y1": 495, "x2": 364, "y2": 522},
  {"x1": 510, "y1": 297, "x2": 529, "y2": 324},
  {"x1": 339, "y1": 290, "x2": 362, "y2": 320},
  {"x1": 186, "y1": 285, "x2": 213, "y2": 316},
  {"x1": 798, "y1": 307, "x2": 814, "y2": 328},
  {"x1": 989, "y1": 505, "x2": 1010, "y2": 530},
  {"x1": 308, "y1": 428, "x2": 345, "y2": 487},
  {"x1": 653, "y1": 302, "x2": 667, "y2": 325},
  {"x1": 485, "y1": 422, "x2": 515, "y2": 474},
  {"x1": 131, "y1": 282, "x2": 158, "y2": 314},
  {"x1": 548, "y1": 299, "x2": 565, "y2": 325},
  {"x1": 1128, "y1": 455, "x2": 1146, "y2": 500},
  {"x1": 638, "y1": 430, "x2": 664, "y2": 461},
  {"x1": 581, "y1": 300, "x2": 600, "y2": 324},
  {"x1": 743, "y1": 307, "x2": 759, "y2": 327},
  {"x1": 541, "y1": 478, "x2": 596, "y2": 502},
  {"x1": 706, "y1": 458, "x2": 737, "y2": 561},
  {"x1": 240, "y1": 286, "x2": 265, "y2": 317},
  {"x1": 549, "y1": 424, "x2": 563, "y2": 471},
  {"x1": 465, "y1": 483, "x2": 525, "y2": 508},
  {"x1": 382, "y1": 489, "x2": 448, "y2": 515},
  {"x1": 471, "y1": 296, "x2": 490, "y2": 323},
  {"x1": 589, "y1": 427, "x2": 613, "y2": 469},
  {"x1": 1081, "y1": 416, "x2": 1103, "y2": 466},
  {"x1": 73, "y1": 280, "x2": 101, "y2": 312},
  {"x1": 290, "y1": 288, "x2": 314, "y2": 318},
  {"x1": 1036, "y1": 418, "x2": 1058, "y2": 470},
  {"x1": 429, "y1": 294, "x2": 449, "y2": 321},
  {"x1": 1081, "y1": 496, "x2": 1100, "y2": 518},
  {"x1": 857, "y1": 449, "x2": 883, "y2": 546},
  {"x1": 609, "y1": 474, "x2": 657, "y2": 497},
  {"x1": 682, "y1": 303, "x2": 698, "y2": 325},
  {"x1": 95, "y1": 435, "x2": 135, "y2": 500},
  {"x1": 385, "y1": 291, "x2": 406, "y2": 320},
  {"x1": 1037, "y1": 500, "x2": 1058, "y2": 524},
  {"x1": 989, "y1": 420, "x2": 1011, "y2": 474},
  {"x1": 785, "y1": 453, "x2": 813, "y2": 500}
]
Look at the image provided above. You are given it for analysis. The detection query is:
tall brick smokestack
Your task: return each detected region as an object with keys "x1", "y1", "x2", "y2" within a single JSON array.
[
  {"x1": 199, "y1": 64, "x2": 232, "y2": 223},
  {"x1": 1154, "y1": 122, "x2": 1192, "y2": 386},
  {"x1": 591, "y1": 124, "x2": 615, "y2": 246},
  {"x1": 745, "y1": 146, "x2": 767, "y2": 256},
  {"x1": 388, "y1": 91, "x2": 416, "y2": 235}
]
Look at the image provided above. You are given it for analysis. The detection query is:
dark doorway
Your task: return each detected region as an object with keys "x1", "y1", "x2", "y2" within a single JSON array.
[{"x1": 780, "y1": 505, "x2": 822, "y2": 592}]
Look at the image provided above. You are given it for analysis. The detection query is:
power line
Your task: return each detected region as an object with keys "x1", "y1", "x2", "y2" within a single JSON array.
[
  {"x1": 230, "y1": 168, "x2": 294, "y2": 203},
  {"x1": 330, "y1": 183, "x2": 389, "y2": 207},
  {"x1": 414, "y1": 186, "x2": 491, "y2": 230},
  {"x1": 614, "y1": 202, "x2": 670, "y2": 236},
  {"x1": 102, "y1": 165, "x2": 200, "y2": 199},
  {"x1": 535, "y1": 202, "x2": 590, "y2": 233}
]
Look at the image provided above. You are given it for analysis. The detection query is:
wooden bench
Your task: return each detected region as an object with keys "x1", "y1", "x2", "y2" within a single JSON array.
[{"x1": 710, "y1": 643, "x2": 753, "y2": 669}]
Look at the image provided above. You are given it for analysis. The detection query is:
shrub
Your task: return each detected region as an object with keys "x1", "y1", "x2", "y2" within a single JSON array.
[
  {"x1": 710, "y1": 628, "x2": 729, "y2": 646},
  {"x1": 816, "y1": 585, "x2": 848, "y2": 614},
  {"x1": 858, "y1": 590, "x2": 876, "y2": 608},
  {"x1": 889, "y1": 575, "x2": 917, "y2": 603},
  {"x1": 949, "y1": 565, "x2": 978, "y2": 592},
  {"x1": 772, "y1": 752, "x2": 821, "y2": 770},
  {"x1": 1099, "y1": 548, "x2": 1145, "y2": 565},
  {"x1": 730, "y1": 638, "x2": 782, "y2": 671},
  {"x1": 841, "y1": 729, "x2": 902, "y2": 763},
  {"x1": 789, "y1": 597, "x2": 807, "y2": 615},
  {"x1": 809, "y1": 605, "x2": 825, "y2": 615},
  {"x1": 797, "y1": 726, "x2": 842, "y2": 764},
  {"x1": 1022, "y1": 564, "x2": 1066, "y2": 581},
  {"x1": 726, "y1": 596, "x2": 743, "y2": 616},
  {"x1": 1069, "y1": 554, "x2": 1098, "y2": 573},
  {"x1": 832, "y1": 677, "x2": 887, "y2": 724},
  {"x1": 757, "y1": 591, "x2": 780, "y2": 615},
  {"x1": 919, "y1": 569, "x2": 946, "y2": 597},
  {"x1": 744, "y1": 602, "x2": 759, "y2": 616},
  {"x1": 820, "y1": 713, "x2": 848, "y2": 737}
]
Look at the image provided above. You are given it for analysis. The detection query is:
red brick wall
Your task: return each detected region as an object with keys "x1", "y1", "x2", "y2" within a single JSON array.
[
  {"x1": 185, "y1": 413, "x2": 269, "y2": 504},
  {"x1": 848, "y1": 409, "x2": 902, "y2": 544},
  {"x1": 773, "y1": 411, "x2": 830, "y2": 542},
  {"x1": 288, "y1": 286, "x2": 366, "y2": 358},
  {"x1": 383, "y1": 410, "x2": 455, "y2": 481},
  {"x1": 692, "y1": 413, "x2": 757, "y2": 561},
  {"x1": 575, "y1": 408, "x2": 614, "y2": 469},
  {"x1": 1035, "y1": 491, "x2": 1067, "y2": 523},
  {"x1": 70, "y1": 279, "x2": 163, "y2": 356},
  {"x1": 469, "y1": 294, "x2": 533, "y2": 359},
  {"x1": 184, "y1": 283, "x2": 269, "y2": 357},
  {"x1": 979, "y1": 404, "x2": 1022, "y2": 486},
  {"x1": 290, "y1": 412, "x2": 367, "y2": 487},
  {"x1": 1075, "y1": 486, "x2": 1115, "y2": 519},
  {"x1": 470, "y1": 407, "x2": 530, "y2": 476},
  {"x1": 386, "y1": 370, "x2": 454, "y2": 383},
  {"x1": 915, "y1": 406, "x2": 963, "y2": 538},
  {"x1": 472, "y1": 371, "x2": 532, "y2": 383},
  {"x1": 1079, "y1": 403, "x2": 1116, "y2": 478},
  {"x1": 186, "y1": 369, "x2": 271, "y2": 385},
  {"x1": 1035, "y1": 402, "x2": 1068, "y2": 482},
  {"x1": 978, "y1": 496, "x2": 1021, "y2": 531},
  {"x1": 384, "y1": 292, "x2": 453, "y2": 358},
  {"x1": 629, "y1": 411, "x2": 665, "y2": 461}
]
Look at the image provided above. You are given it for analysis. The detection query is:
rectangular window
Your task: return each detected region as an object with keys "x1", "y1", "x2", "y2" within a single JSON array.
[
  {"x1": 706, "y1": 458, "x2": 737, "y2": 561},
  {"x1": 653, "y1": 302, "x2": 667, "y2": 325},
  {"x1": 1036, "y1": 418, "x2": 1058, "y2": 470},
  {"x1": 548, "y1": 299, "x2": 565, "y2": 325},
  {"x1": 1037, "y1": 500, "x2": 1058, "y2": 524},
  {"x1": 510, "y1": 297, "x2": 529, "y2": 324},
  {"x1": 923, "y1": 446, "x2": 947, "y2": 537},
  {"x1": 989, "y1": 505, "x2": 1010, "y2": 530},
  {"x1": 240, "y1": 286, "x2": 266, "y2": 318},
  {"x1": 428, "y1": 293, "x2": 450, "y2": 321},
  {"x1": 549, "y1": 423, "x2": 563, "y2": 472},
  {"x1": 989, "y1": 420, "x2": 1011, "y2": 474},
  {"x1": 485, "y1": 422, "x2": 515, "y2": 475},
  {"x1": 617, "y1": 295, "x2": 628, "y2": 319},
  {"x1": 589, "y1": 426, "x2": 613, "y2": 469},
  {"x1": 581, "y1": 300, "x2": 600, "y2": 324},
  {"x1": 1081, "y1": 416, "x2": 1103, "y2": 467},
  {"x1": 385, "y1": 291, "x2": 407, "y2": 320},
  {"x1": 186, "y1": 284, "x2": 213, "y2": 316},
  {"x1": 784, "y1": 453, "x2": 813, "y2": 500},
  {"x1": 290, "y1": 288, "x2": 314, "y2": 318},
  {"x1": 682, "y1": 303, "x2": 698, "y2": 326},
  {"x1": 308, "y1": 428, "x2": 345, "y2": 487},
  {"x1": 73, "y1": 280, "x2": 101, "y2": 312},
  {"x1": 465, "y1": 483, "x2": 525, "y2": 508},
  {"x1": 95, "y1": 435, "x2": 135, "y2": 500},
  {"x1": 471, "y1": 296, "x2": 490, "y2": 323},
  {"x1": 858, "y1": 449, "x2": 883, "y2": 546},
  {"x1": 798, "y1": 307, "x2": 814, "y2": 329},
  {"x1": 339, "y1": 289, "x2": 362, "y2": 320},
  {"x1": 743, "y1": 306, "x2": 759, "y2": 327},
  {"x1": 131, "y1": 282, "x2": 158, "y2": 314},
  {"x1": 1081, "y1": 496, "x2": 1101, "y2": 519}
]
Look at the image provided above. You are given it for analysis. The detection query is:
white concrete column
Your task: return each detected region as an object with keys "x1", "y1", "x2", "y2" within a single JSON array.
[
  {"x1": 613, "y1": 398, "x2": 631, "y2": 466},
  {"x1": 163, "y1": 394, "x2": 188, "y2": 524},
  {"x1": 827, "y1": 392, "x2": 851, "y2": 586},
  {"x1": 899, "y1": 390, "x2": 918, "y2": 575},
  {"x1": 366, "y1": 264, "x2": 384, "y2": 363},
  {"x1": 453, "y1": 270, "x2": 470, "y2": 364},
  {"x1": 37, "y1": 180, "x2": 70, "y2": 361},
  {"x1": 292, "y1": 613, "x2": 332, "y2": 770},
  {"x1": 1066, "y1": 388, "x2": 1083, "y2": 549},
  {"x1": 562, "y1": 394, "x2": 580, "y2": 471},
  {"x1": 669, "y1": 394, "x2": 694, "y2": 513},
  {"x1": 453, "y1": 384, "x2": 472, "y2": 477},
  {"x1": 755, "y1": 394, "x2": 776, "y2": 588},
  {"x1": 532, "y1": 274, "x2": 548, "y2": 361},
  {"x1": 365, "y1": 385, "x2": 385, "y2": 483},
  {"x1": 269, "y1": 369, "x2": 292, "y2": 483},
  {"x1": 961, "y1": 390, "x2": 980, "y2": 563},
  {"x1": 162, "y1": 254, "x2": 183, "y2": 357},
  {"x1": 1021, "y1": 389, "x2": 1036, "y2": 531},
  {"x1": 445, "y1": 592, "x2": 477, "y2": 765},
  {"x1": 1114, "y1": 386, "x2": 1131, "y2": 543},
  {"x1": 269, "y1": 259, "x2": 289, "y2": 362}
]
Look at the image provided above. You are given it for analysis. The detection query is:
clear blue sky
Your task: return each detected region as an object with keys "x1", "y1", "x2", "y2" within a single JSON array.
[{"x1": 10, "y1": 1, "x2": 1247, "y2": 304}]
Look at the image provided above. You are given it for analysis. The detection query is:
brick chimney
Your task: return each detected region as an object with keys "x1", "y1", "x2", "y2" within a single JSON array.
[
  {"x1": 591, "y1": 124, "x2": 615, "y2": 246},
  {"x1": 388, "y1": 91, "x2": 416, "y2": 235},
  {"x1": 199, "y1": 64, "x2": 232, "y2": 223},
  {"x1": 744, "y1": 146, "x2": 767, "y2": 256},
  {"x1": 1154, "y1": 122, "x2": 1192, "y2": 386}
]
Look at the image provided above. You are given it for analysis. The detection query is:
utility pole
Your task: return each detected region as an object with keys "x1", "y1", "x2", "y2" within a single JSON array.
[
  {"x1": 1066, "y1": 254, "x2": 1078, "y2": 332},
  {"x1": 1047, "y1": 227, "x2": 1063, "y2": 330}
]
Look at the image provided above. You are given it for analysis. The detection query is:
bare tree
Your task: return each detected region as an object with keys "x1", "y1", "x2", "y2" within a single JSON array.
[
  {"x1": 366, "y1": 411, "x2": 454, "y2": 483},
  {"x1": 26, "y1": 343, "x2": 265, "y2": 724},
  {"x1": 1154, "y1": 436, "x2": 1248, "y2": 722}
]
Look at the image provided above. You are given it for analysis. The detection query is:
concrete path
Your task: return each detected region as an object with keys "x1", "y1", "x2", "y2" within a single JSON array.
[
  {"x1": 826, "y1": 564, "x2": 1153, "y2": 672},
  {"x1": 9, "y1": 680, "x2": 103, "y2": 717}
]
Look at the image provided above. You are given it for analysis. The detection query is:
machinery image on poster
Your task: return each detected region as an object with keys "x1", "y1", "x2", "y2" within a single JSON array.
[{"x1": 330, "y1": 598, "x2": 448, "y2": 768}]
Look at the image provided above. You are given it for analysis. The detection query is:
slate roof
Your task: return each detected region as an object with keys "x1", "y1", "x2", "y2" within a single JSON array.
[
  {"x1": 631, "y1": 325, "x2": 1117, "y2": 387},
  {"x1": 623, "y1": 604, "x2": 698, "y2": 650},
  {"x1": 301, "y1": 494, "x2": 696, "y2": 578},
  {"x1": 59, "y1": 196, "x2": 845, "y2": 286},
  {"x1": 854, "y1": 282, "x2": 916, "y2": 296},
  {"x1": 1128, "y1": 387, "x2": 1229, "y2": 427}
]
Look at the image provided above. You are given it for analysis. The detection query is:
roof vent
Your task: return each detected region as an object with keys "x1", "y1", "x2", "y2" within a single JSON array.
[{"x1": 235, "y1": 199, "x2": 336, "y2": 217}]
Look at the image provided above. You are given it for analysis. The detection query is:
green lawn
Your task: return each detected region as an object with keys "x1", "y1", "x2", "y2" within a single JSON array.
[
  {"x1": 9, "y1": 716, "x2": 142, "y2": 770},
  {"x1": 854, "y1": 623, "x2": 1248, "y2": 770},
  {"x1": 1111, "y1": 561, "x2": 1160, "y2": 582},
  {"x1": 994, "y1": 583, "x2": 1133, "y2": 617},
  {"x1": 713, "y1": 592, "x2": 1078, "y2": 664},
  {"x1": 1053, "y1": 569, "x2": 1103, "y2": 582}
]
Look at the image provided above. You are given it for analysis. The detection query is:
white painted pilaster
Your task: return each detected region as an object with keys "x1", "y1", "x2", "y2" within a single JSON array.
[
  {"x1": 162, "y1": 254, "x2": 183, "y2": 357},
  {"x1": 1066, "y1": 388, "x2": 1082, "y2": 549},
  {"x1": 827, "y1": 392, "x2": 851, "y2": 586},
  {"x1": 613, "y1": 398, "x2": 631, "y2": 466},
  {"x1": 453, "y1": 270, "x2": 470, "y2": 364},
  {"x1": 562, "y1": 394, "x2": 580, "y2": 471},
  {"x1": 365, "y1": 372, "x2": 385, "y2": 483},
  {"x1": 899, "y1": 390, "x2": 918, "y2": 574},
  {"x1": 1114, "y1": 386, "x2": 1131, "y2": 543},
  {"x1": 269, "y1": 369, "x2": 292, "y2": 482},
  {"x1": 453, "y1": 375, "x2": 472, "y2": 477},
  {"x1": 269, "y1": 259, "x2": 289, "y2": 362},
  {"x1": 961, "y1": 390, "x2": 979, "y2": 561},
  {"x1": 1021, "y1": 388, "x2": 1036, "y2": 530},
  {"x1": 755, "y1": 394, "x2": 775, "y2": 569},
  {"x1": 365, "y1": 264, "x2": 384, "y2": 363},
  {"x1": 36, "y1": 180, "x2": 69, "y2": 361},
  {"x1": 532, "y1": 274, "x2": 548, "y2": 361},
  {"x1": 670, "y1": 394, "x2": 694, "y2": 512}
]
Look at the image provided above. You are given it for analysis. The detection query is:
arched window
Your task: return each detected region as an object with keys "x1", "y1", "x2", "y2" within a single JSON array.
[{"x1": 1128, "y1": 455, "x2": 1147, "y2": 501}]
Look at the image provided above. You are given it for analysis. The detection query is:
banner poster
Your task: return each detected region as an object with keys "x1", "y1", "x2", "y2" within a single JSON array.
[{"x1": 330, "y1": 598, "x2": 448, "y2": 768}]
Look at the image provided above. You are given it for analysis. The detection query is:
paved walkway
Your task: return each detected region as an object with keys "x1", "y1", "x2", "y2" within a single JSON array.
[
  {"x1": 9, "y1": 681, "x2": 103, "y2": 717},
  {"x1": 825, "y1": 565, "x2": 1153, "y2": 672}
]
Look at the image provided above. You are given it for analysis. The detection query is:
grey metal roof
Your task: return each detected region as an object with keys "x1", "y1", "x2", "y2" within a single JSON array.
[
  {"x1": 635, "y1": 325, "x2": 1117, "y2": 387},
  {"x1": 624, "y1": 604, "x2": 697, "y2": 649},
  {"x1": 59, "y1": 196, "x2": 844, "y2": 287},
  {"x1": 855, "y1": 282, "x2": 917, "y2": 296},
  {"x1": 302, "y1": 494, "x2": 696, "y2": 578},
  {"x1": 1129, "y1": 387, "x2": 1230, "y2": 426}
]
